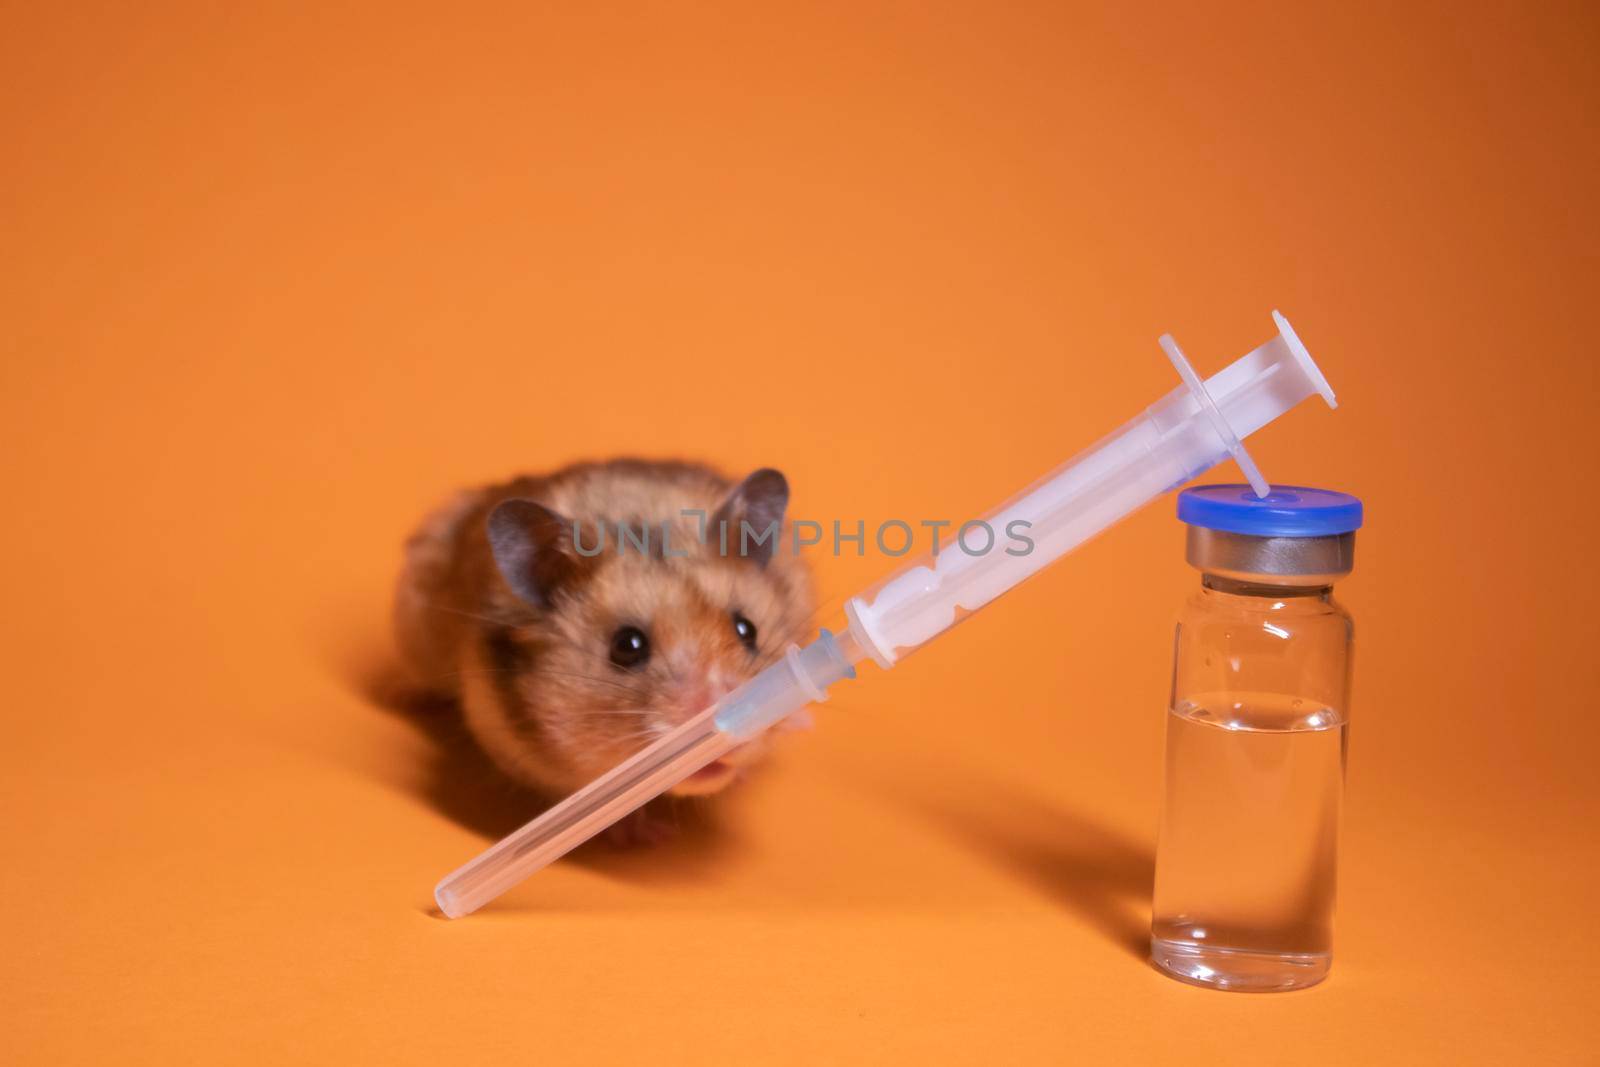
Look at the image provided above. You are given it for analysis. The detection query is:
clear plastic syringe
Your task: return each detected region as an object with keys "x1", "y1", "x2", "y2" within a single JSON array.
[{"x1": 434, "y1": 310, "x2": 1337, "y2": 918}]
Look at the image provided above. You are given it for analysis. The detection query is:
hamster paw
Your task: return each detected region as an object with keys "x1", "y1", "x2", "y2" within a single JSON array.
[{"x1": 601, "y1": 804, "x2": 679, "y2": 848}]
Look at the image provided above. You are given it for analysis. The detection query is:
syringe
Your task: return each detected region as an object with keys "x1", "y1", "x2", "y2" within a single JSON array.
[{"x1": 434, "y1": 311, "x2": 1337, "y2": 918}]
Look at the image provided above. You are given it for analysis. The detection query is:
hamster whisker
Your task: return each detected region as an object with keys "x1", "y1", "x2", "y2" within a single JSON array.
[
  {"x1": 440, "y1": 665, "x2": 654, "y2": 701},
  {"x1": 611, "y1": 728, "x2": 671, "y2": 750},
  {"x1": 802, "y1": 590, "x2": 852, "y2": 630},
  {"x1": 532, "y1": 668, "x2": 657, "y2": 699},
  {"x1": 426, "y1": 666, "x2": 525, "y2": 686},
  {"x1": 419, "y1": 600, "x2": 520, "y2": 627}
]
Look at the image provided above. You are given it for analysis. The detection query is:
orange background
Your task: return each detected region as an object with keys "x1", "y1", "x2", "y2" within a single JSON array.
[{"x1": 4, "y1": 2, "x2": 1596, "y2": 1062}]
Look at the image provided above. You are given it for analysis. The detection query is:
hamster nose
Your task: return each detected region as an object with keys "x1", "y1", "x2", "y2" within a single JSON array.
[
  {"x1": 679, "y1": 682, "x2": 714, "y2": 714},
  {"x1": 676, "y1": 671, "x2": 733, "y2": 719}
]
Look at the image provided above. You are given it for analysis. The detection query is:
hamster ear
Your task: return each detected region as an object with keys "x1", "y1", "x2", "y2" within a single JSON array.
[
  {"x1": 487, "y1": 499, "x2": 591, "y2": 608},
  {"x1": 712, "y1": 468, "x2": 790, "y2": 567}
]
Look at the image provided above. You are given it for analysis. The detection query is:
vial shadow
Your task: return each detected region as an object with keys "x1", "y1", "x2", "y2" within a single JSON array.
[{"x1": 907, "y1": 779, "x2": 1154, "y2": 959}]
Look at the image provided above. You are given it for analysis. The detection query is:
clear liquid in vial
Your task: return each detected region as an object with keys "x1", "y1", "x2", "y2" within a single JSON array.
[{"x1": 1151, "y1": 691, "x2": 1346, "y2": 991}]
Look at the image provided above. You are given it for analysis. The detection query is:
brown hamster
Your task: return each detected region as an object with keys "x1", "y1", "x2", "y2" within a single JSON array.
[{"x1": 393, "y1": 459, "x2": 816, "y2": 809}]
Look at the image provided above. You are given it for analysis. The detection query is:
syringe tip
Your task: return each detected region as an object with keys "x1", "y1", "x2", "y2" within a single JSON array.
[{"x1": 434, "y1": 884, "x2": 467, "y2": 919}]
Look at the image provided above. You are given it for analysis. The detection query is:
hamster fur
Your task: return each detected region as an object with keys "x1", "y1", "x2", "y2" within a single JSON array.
[{"x1": 393, "y1": 459, "x2": 816, "y2": 806}]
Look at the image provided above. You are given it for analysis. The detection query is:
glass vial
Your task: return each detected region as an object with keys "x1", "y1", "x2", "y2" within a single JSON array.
[{"x1": 1151, "y1": 485, "x2": 1363, "y2": 992}]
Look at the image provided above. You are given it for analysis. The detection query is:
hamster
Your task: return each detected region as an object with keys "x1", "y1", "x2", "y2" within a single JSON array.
[{"x1": 393, "y1": 459, "x2": 817, "y2": 814}]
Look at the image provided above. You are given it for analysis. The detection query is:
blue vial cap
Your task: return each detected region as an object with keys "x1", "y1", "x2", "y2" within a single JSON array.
[{"x1": 1177, "y1": 484, "x2": 1363, "y2": 537}]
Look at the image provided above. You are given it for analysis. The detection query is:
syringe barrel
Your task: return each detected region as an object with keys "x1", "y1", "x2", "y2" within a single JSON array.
[{"x1": 844, "y1": 315, "x2": 1334, "y2": 666}]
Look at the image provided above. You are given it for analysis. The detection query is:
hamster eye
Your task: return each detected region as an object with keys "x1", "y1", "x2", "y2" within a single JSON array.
[
  {"x1": 732, "y1": 613, "x2": 758, "y2": 650},
  {"x1": 609, "y1": 626, "x2": 651, "y2": 669}
]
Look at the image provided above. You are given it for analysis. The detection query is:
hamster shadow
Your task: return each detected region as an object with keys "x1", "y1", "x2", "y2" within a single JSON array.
[
  {"x1": 351, "y1": 650, "x2": 739, "y2": 886},
  {"x1": 904, "y1": 777, "x2": 1154, "y2": 959}
]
